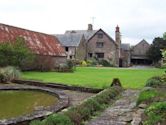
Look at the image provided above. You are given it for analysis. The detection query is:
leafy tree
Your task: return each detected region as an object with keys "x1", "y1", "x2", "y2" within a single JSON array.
[
  {"x1": 0, "y1": 37, "x2": 34, "y2": 68},
  {"x1": 147, "y1": 37, "x2": 166, "y2": 64},
  {"x1": 163, "y1": 32, "x2": 166, "y2": 40}
]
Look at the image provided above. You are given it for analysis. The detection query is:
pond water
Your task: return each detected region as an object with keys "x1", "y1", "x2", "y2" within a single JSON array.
[{"x1": 0, "y1": 90, "x2": 59, "y2": 119}]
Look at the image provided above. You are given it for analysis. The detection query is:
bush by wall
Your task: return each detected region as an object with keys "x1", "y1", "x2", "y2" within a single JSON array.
[
  {"x1": 145, "y1": 76, "x2": 164, "y2": 87},
  {"x1": 144, "y1": 102, "x2": 166, "y2": 125},
  {"x1": 30, "y1": 86, "x2": 122, "y2": 125},
  {"x1": 0, "y1": 66, "x2": 20, "y2": 83},
  {"x1": 58, "y1": 60, "x2": 76, "y2": 72}
]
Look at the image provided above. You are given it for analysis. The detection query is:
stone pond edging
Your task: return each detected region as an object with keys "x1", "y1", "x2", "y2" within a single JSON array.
[
  {"x1": 0, "y1": 85, "x2": 69, "y2": 125},
  {"x1": 12, "y1": 79, "x2": 103, "y2": 93}
]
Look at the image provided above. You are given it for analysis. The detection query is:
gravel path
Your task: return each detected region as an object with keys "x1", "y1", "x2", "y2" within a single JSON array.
[{"x1": 86, "y1": 89, "x2": 142, "y2": 125}]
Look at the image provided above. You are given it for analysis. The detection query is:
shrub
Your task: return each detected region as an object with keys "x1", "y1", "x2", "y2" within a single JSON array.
[
  {"x1": 43, "y1": 114, "x2": 74, "y2": 125},
  {"x1": 63, "y1": 86, "x2": 122, "y2": 124},
  {"x1": 0, "y1": 66, "x2": 20, "y2": 83},
  {"x1": 64, "y1": 108, "x2": 82, "y2": 125},
  {"x1": 145, "y1": 77, "x2": 163, "y2": 87},
  {"x1": 31, "y1": 86, "x2": 122, "y2": 125},
  {"x1": 58, "y1": 60, "x2": 76, "y2": 72},
  {"x1": 30, "y1": 120, "x2": 43, "y2": 125},
  {"x1": 0, "y1": 37, "x2": 34, "y2": 68},
  {"x1": 136, "y1": 89, "x2": 158, "y2": 105},
  {"x1": 98, "y1": 59, "x2": 112, "y2": 67},
  {"x1": 80, "y1": 60, "x2": 87, "y2": 67},
  {"x1": 144, "y1": 102, "x2": 166, "y2": 125},
  {"x1": 111, "y1": 78, "x2": 122, "y2": 87}
]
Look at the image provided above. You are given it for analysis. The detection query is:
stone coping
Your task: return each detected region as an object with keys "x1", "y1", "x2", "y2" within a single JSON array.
[
  {"x1": 13, "y1": 79, "x2": 103, "y2": 93},
  {"x1": 0, "y1": 85, "x2": 69, "y2": 125}
]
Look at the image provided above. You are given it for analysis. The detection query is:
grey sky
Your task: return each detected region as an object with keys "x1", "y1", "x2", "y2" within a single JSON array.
[{"x1": 0, "y1": 0, "x2": 165, "y2": 45}]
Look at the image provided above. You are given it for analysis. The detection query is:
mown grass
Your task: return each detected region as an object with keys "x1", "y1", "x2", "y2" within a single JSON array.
[
  {"x1": 22, "y1": 67, "x2": 165, "y2": 89},
  {"x1": 0, "y1": 90, "x2": 58, "y2": 119}
]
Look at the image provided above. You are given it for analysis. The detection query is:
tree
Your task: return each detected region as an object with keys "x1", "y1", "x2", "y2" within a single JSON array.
[
  {"x1": 163, "y1": 32, "x2": 166, "y2": 40},
  {"x1": 147, "y1": 37, "x2": 166, "y2": 64},
  {"x1": 0, "y1": 37, "x2": 34, "y2": 68}
]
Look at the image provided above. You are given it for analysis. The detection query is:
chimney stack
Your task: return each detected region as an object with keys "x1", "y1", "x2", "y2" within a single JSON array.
[
  {"x1": 115, "y1": 25, "x2": 121, "y2": 45},
  {"x1": 88, "y1": 24, "x2": 93, "y2": 31},
  {"x1": 115, "y1": 25, "x2": 121, "y2": 64}
]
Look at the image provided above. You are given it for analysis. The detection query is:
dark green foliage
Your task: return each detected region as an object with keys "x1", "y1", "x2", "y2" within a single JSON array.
[
  {"x1": 136, "y1": 89, "x2": 158, "y2": 105},
  {"x1": 98, "y1": 60, "x2": 113, "y2": 67},
  {"x1": 144, "y1": 102, "x2": 166, "y2": 125},
  {"x1": 30, "y1": 120, "x2": 43, "y2": 125},
  {"x1": 163, "y1": 32, "x2": 166, "y2": 40},
  {"x1": 0, "y1": 37, "x2": 34, "y2": 68},
  {"x1": 64, "y1": 108, "x2": 82, "y2": 125},
  {"x1": 30, "y1": 114, "x2": 74, "y2": 125},
  {"x1": 147, "y1": 37, "x2": 166, "y2": 64},
  {"x1": 63, "y1": 86, "x2": 122, "y2": 125},
  {"x1": 111, "y1": 78, "x2": 122, "y2": 87},
  {"x1": 58, "y1": 60, "x2": 76, "y2": 72},
  {"x1": 145, "y1": 76, "x2": 163, "y2": 87},
  {"x1": 43, "y1": 114, "x2": 74, "y2": 125}
]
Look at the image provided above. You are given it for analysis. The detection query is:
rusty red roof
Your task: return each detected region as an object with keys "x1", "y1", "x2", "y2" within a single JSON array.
[{"x1": 0, "y1": 23, "x2": 66, "y2": 56}]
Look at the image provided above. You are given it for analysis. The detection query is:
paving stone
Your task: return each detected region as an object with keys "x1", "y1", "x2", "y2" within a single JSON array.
[{"x1": 86, "y1": 89, "x2": 140, "y2": 125}]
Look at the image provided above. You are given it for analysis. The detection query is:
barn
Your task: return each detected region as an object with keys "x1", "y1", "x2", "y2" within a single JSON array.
[{"x1": 0, "y1": 23, "x2": 66, "y2": 70}]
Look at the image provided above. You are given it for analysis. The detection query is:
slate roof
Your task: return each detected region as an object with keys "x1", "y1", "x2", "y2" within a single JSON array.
[
  {"x1": 137, "y1": 39, "x2": 149, "y2": 46},
  {"x1": 55, "y1": 34, "x2": 83, "y2": 47},
  {"x1": 0, "y1": 23, "x2": 66, "y2": 56},
  {"x1": 65, "y1": 30, "x2": 97, "y2": 40},
  {"x1": 121, "y1": 43, "x2": 130, "y2": 50}
]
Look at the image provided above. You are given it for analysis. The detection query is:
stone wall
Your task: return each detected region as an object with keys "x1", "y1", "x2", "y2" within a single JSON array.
[{"x1": 12, "y1": 79, "x2": 103, "y2": 93}]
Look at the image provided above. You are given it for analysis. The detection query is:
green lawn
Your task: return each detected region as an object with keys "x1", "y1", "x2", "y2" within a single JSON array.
[
  {"x1": 0, "y1": 90, "x2": 58, "y2": 119},
  {"x1": 22, "y1": 67, "x2": 165, "y2": 89}
]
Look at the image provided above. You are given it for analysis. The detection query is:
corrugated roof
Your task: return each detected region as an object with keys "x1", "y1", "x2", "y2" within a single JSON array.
[
  {"x1": 65, "y1": 30, "x2": 97, "y2": 40},
  {"x1": 0, "y1": 23, "x2": 66, "y2": 56},
  {"x1": 55, "y1": 34, "x2": 83, "y2": 47},
  {"x1": 121, "y1": 43, "x2": 130, "y2": 50}
]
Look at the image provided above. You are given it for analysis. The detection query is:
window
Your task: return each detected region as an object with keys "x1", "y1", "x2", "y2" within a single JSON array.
[
  {"x1": 95, "y1": 53, "x2": 104, "y2": 58},
  {"x1": 65, "y1": 47, "x2": 69, "y2": 52},
  {"x1": 70, "y1": 55, "x2": 72, "y2": 59},
  {"x1": 88, "y1": 53, "x2": 93, "y2": 58},
  {"x1": 97, "y1": 33, "x2": 103, "y2": 38},
  {"x1": 96, "y1": 42, "x2": 104, "y2": 48}
]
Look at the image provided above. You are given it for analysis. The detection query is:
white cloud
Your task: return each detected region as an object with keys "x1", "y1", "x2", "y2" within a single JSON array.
[{"x1": 0, "y1": 0, "x2": 165, "y2": 45}]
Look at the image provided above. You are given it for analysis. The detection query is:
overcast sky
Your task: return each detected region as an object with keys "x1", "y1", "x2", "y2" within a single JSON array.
[{"x1": 0, "y1": 0, "x2": 166, "y2": 45}]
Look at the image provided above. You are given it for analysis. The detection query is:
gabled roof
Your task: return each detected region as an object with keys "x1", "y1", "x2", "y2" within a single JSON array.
[
  {"x1": 121, "y1": 43, "x2": 130, "y2": 50},
  {"x1": 134, "y1": 39, "x2": 150, "y2": 47},
  {"x1": 55, "y1": 33, "x2": 84, "y2": 47},
  {"x1": 0, "y1": 23, "x2": 66, "y2": 56},
  {"x1": 65, "y1": 30, "x2": 97, "y2": 40},
  {"x1": 87, "y1": 29, "x2": 117, "y2": 46}
]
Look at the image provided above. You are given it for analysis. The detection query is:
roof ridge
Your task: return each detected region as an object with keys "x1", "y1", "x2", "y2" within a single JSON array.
[{"x1": 0, "y1": 23, "x2": 54, "y2": 37}]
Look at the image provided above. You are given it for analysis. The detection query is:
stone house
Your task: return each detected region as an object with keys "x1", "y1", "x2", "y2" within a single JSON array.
[
  {"x1": 64, "y1": 24, "x2": 120, "y2": 66},
  {"x1": 55, "y1": 33, "x2": 86, "y2": 60},
  {"x1": 0, "y1": 23, "x2": 66, "y2": 70},
  {"x1": 131, "y1": 39, "x2": 151, "y2": 65},
  {"x1": 86, "y1": 29, "x2": 119, "y2": 66},
  {"x1": 57, "y1": 24, "x2": 132, "y2": 67}
]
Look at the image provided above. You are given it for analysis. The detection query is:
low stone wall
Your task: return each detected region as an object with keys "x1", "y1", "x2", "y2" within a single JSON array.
[
  {"x1": 0, "y1": 85, "x2": 69, "y2": 125},
  {"x1": 12, "y1": 79, "x2": 103, "y2": 93}
]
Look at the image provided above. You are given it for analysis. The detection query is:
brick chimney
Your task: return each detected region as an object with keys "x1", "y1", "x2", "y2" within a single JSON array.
[{"x1": 88, "y1": 24, "x2": 93, "y2": 31}]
